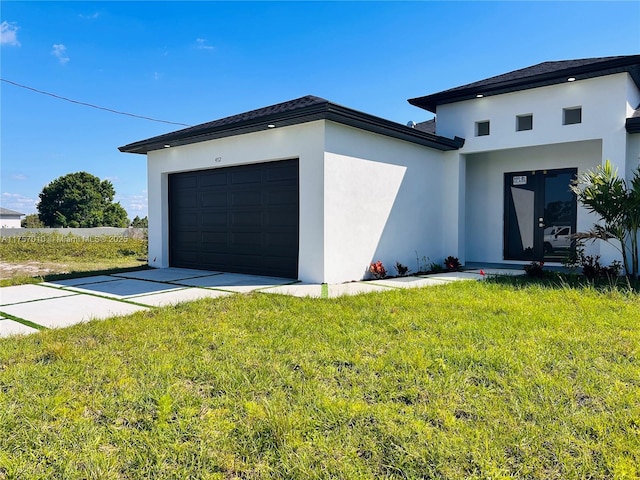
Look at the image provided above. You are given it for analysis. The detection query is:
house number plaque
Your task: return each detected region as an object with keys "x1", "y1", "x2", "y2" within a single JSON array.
[{"x1": 512, "y1": 175, "x2": 527, "y2": 186}]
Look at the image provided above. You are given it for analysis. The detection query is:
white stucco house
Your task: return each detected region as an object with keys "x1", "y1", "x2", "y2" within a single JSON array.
[
  {"x1": 120, "y1": 55, "x2": 640, "y2": 283},
  {"x1": 0, "y1": 208, "x2": 24, "y2": 228}
]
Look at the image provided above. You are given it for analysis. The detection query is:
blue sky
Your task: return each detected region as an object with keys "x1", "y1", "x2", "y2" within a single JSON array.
[{"x1": 1, "y1": 1, "x2": 638, "y2": 219}]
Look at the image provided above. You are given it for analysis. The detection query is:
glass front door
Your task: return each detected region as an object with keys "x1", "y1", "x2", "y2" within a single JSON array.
[{"x1": 504, "y1": 168, "x2": 577, "y2": 262}]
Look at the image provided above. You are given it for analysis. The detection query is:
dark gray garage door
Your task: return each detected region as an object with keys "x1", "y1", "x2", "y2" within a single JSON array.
[{"x1": 168, "y1": 159, "x2": 299, "y2": 278}]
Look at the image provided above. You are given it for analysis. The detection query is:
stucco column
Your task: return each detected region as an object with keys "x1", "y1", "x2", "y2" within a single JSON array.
[{"x1": 441, "y1": 152, "x2": 466, "y2": 264}]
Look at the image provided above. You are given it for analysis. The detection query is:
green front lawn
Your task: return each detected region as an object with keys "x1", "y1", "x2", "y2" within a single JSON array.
[
  {"x1": 0, "y1": 232, "x2": 148, "y2": 286},
  {"x1": 0, "y1": 282, "x2": 638, "y2": 479}
]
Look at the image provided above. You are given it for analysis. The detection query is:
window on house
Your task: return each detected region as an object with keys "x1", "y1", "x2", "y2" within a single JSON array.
[
  {"x1": 563, "y1": 107, "x2": 582, "y2": 125},
  {"x1": 516, "y1": 114, "x2": 533, "y2": 131},
  {"x1": 476, "y1": 120, "x2": 490, "y2": 136}
]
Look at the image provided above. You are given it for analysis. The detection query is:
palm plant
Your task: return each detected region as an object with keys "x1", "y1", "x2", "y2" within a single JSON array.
[{"x1": 570, "y1": 160, "x2": 640, "y2": 278}]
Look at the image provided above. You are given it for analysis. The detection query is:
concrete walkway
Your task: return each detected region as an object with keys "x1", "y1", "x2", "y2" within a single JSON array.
[{"x1": 0, "y1": 267, "x2": 522, "y2": 338}]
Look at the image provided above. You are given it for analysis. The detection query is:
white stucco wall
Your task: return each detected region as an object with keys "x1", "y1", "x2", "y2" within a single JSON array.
[
  {"x1": 146, "y1": 119, "x2": 450, "y2": 284},
  {"x1": 433, "y1": 72, "x2": 638, "y2": 268},
  {"x1": 323, "y1": 122, "x2": 446, "y2": 283},
  {"x1": 0, "y1": 217, "x2": 22, "y2": 228},
  {"x1": 146, "y1": 121, "x2": 326, "y2": 283},
  {"x1": 436, "y1": 73, "x2": 631, "y2": 160},
  {"x1": 465, "y1": 140, "x2": 603, "y2": 264}
]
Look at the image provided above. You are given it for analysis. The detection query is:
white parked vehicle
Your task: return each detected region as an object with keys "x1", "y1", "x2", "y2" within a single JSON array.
[{"x1": 543, "y1": 226, "x2": 572, "y2": 253}]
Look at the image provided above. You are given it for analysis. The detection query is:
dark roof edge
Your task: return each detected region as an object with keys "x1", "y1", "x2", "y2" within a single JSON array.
[
  {"x1": 409, "y1": 56, "x2": 640, "y2": 113},
  {"x1": 626, "y1": 116, "x2": 640, "y2": 133},
  {"x1": 325, "y1": 104, "x2": 464, "y2": 151},
  {"x1": 119, "y1": 101, "x2": 464, "y2": 154}
]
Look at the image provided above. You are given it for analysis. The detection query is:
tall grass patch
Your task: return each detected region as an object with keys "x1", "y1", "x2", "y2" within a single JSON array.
[
  {"x1": 0, "y1": 282, "x2": 638, "y2": 478},
  {"x1": 0, "y1": 232, "x2": 147, "y2": 262}
]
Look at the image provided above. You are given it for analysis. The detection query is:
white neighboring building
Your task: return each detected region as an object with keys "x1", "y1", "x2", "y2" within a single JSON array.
[
  {"x1": 120, "y1": 55, "x2": 640, "y2": 283},
  {"x1": 0, "y1": 208, "x2": 24, "y2": 228}
]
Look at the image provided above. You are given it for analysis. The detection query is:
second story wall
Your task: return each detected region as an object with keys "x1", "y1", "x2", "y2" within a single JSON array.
[{"x1": 435, "y1": 73, "x2": 632, "y2": 155}]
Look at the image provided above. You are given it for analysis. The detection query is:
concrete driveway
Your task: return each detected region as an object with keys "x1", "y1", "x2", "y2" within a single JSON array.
[{"x1": 0, "y1": 267, "x2": 520, "y2": 338}]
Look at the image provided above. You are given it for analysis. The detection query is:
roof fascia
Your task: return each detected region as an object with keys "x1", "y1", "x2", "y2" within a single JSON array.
[
  {"x1": 409, "y1": 57, "x2": 640, "y2": 113},
  {"x1": 325, "y1": 104, "x2": 463, "y2": 150},
  {"x1": 119, "y1": 103, "x2": 464, "y2": 154},
  {"x1": 626, "y1": 116, "x2": 640, "y2": 133}
]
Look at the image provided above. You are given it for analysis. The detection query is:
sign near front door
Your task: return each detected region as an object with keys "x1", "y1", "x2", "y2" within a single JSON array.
[{"x1": 512, "y1": 175, "x2": 527, "y2": 186}]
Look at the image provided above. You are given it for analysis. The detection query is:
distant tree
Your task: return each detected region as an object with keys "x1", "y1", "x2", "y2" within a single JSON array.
[
  {"x1": 130, "y1": 215, "x2": 148, "y2": 228},
  {"x1": 103, "y1": 203, "x2": 130, "y2": 228},
  {"x1": 21, "y1": 213, "x2": 44, "y2": 228},
  {"x1": 37, "y1": 171, "x2": 130, "y2": 227}
]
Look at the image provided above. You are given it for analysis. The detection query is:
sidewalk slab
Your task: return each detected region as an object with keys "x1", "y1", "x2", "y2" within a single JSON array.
[
  {"x1": 369, "y1": 276, "x2": 449, "y2": 289},
  {"x1": 112, "y1": 268, "x2": 223, "y2": 282},
  {"x1": 44, "y1": 275, "x2": 120, "y2": 287},
  {"x1": 466, "y1": 268, "x2": 525, "y2": 276},
  {"x1": 261, "y1": 283, "x2": 323, "y2": 298},
  {"x1": 328, "y1": 282, "x2": 394, "y2": 298},
  {"x1": 0, "y1": 295, "x2": 148, "y2": 329},
  {"x1": 0, "y1": 284, "x2": 78, "y2": 306},
  {"x1": 174, "y1": 272, "x2": 294, "y2": 292},
  {"x1": 131, "y1": 287, "x2": 232, "y2": 307},
  {"x1": 65, "y1": 278, "x2": 183, "y2": 299},
  {"x1": 0, "y1": 319, "x2": 39, "y2": 337},
  {"x1": 423, "y1": 272, "x2": 486, "y2": 281}
]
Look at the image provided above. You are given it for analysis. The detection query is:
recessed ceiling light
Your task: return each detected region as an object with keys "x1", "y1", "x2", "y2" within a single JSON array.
[
  {"x1": 163, "y1": 144, "x2": 171, "y2": 148},
  {"x1": 567, "y1": 77, "x2": 576, "y2": 82},
  {"x1": 476, "y1": 94, "x2": 484, "y2": 98},
  {"x1": 267, "y1": 124, "x2": 276, "y2": 128}
]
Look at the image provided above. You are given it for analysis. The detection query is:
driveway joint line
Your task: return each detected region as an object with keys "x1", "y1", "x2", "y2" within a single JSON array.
[
  {"x1": 0, "y1": 311, "x2": 47, "y2": 330},
  {"x1": 36, "y1": 287, "x2": 153, "y2": 309},
  {"x1": 116, "y1": 272, "x2": 226, "y2": 282},
  {"x1": 0, "y1": 292, "x2": 80, "y2": 307}
]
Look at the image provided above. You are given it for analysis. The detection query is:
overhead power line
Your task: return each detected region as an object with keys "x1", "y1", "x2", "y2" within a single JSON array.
[{"x1": 0, "y1": 78, "x2": 192, "y2": 127}]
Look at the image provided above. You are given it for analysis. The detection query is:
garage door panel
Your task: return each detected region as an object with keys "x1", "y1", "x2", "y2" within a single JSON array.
[
  {"x1": 231, "y1": 169, "x2": 262, "y2": 185},
  {"x1": 200, "y1": 171, "x2": 227, "y2": 187},
  {"x1": 231, "y1": 232, "x2": 263, "y2": 248},
  {"x1": 201, "y1": 192, "x2": 228, "y2": 207},
  {"x1": 173, "y1": 213, "x2": 199, "y2": 228},
  {"x1": 266, "y1": 190, "x2": 297, "y2": 205},
  {"x1": 169, "y1": 159, "x2": 298, "y2": 278},
  {"x1": 267, "y1": 164, "x2": 298, "y2": 181},
  {"x1": 177, "y1": 230, "x2": 199, "y2": 244},
  {"x1": 171, "y1": 250, "x2": 199, "y2": 265},
  {"x1": 266, "y1": 209, "x2": 298, "y2": 227},
  {"x1": 265, "y1": 231, "x2": 298, "y2": 248},
  {"x1": 231, "y1": 190, "x2": 262, "y2": 207},
  {"x1": 231, "y1": 211, "x2": 262, "y2": 227},
  {"x1": 201, "y1": 212, "x2": 228, "y2": 227},
  {"x1": 200, "y1": 231, "x2": 228, "y2": 246},
  {"x1": 172, "y1": 175, "x2": 198, "y2": 190},
  {"x1": 174, "y1": 194, "x2": 198, "y2": 209}
]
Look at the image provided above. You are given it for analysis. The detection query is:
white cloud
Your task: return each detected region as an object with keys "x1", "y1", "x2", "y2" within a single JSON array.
[
  {"x1": 195, "y1": 38, "x2": 214, "y2": 51},
  {"x1": 154, "y1": 71, "x2": 161, "y2": 80},
  {"x1": 79, "y1": 12, "x2": 100, "y2": 20},
  {"x1": 51, "y1": 43, "x2": 70, "y2": 65},
  {"x1": 1, "y1": 21, "x2": 21, "y2": 47},
  {"x1": 11, "y1": 173, "x2": 27, "y2": 180},
  {"x1": 115, "y1": 193, "x2": 148, "y2": 216},
  {"x1": 1, "y1": 192, "x2": 38, "y2": 212}
]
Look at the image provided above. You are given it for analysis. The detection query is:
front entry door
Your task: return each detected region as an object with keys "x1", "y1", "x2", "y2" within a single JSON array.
[{"x1": 504, "y1": 168, "x2": 577, "y2": 262}]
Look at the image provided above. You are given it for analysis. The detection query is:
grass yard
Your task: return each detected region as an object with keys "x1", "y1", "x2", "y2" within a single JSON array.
[
  {"x1": 0, "y1": 232, "x2": 148, "y2": 285},
  {"x1": 0, "y1": 281, "x2": 638, "y2": 479}
]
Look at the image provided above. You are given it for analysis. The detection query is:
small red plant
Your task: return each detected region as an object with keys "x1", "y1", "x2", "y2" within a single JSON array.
[
  {"x1": 369, "y1": 260, "x2": 387, "y2": 279},
  {"x1": 524, "y1": 261, "x2": 545, "y2": 277},
  {"x1": 444, "y1": 256, "x2": 461, "y2": 271}
]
